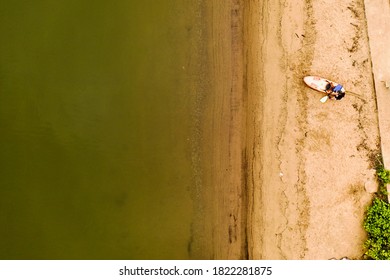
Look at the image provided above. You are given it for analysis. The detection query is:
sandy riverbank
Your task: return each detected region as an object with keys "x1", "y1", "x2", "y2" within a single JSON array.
[
  {"x1": 246, "y1": 0, "x2": 380, "y2": 259},
  {"x1": 197, "y1": 0, "x2": 247, "y2": 259},
  {"x1": 192, "y1": 0, "x2": 380, "y2": 260}
]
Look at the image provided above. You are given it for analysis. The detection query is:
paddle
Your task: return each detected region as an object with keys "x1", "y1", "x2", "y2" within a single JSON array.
[
  {"x1": 346, "y1": 91, "x2": 366, "y2": 101},
  {"x1": 320, "y1": 91, "x2": 365, "y2": 103},
  {"x1": 320, "y1": 95, "x2": 329, "y2": 103}
]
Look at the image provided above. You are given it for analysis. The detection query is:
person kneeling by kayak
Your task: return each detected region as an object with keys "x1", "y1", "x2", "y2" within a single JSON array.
[{"x1": 325, "y1": 82, "x2": 345, "y2": 100}]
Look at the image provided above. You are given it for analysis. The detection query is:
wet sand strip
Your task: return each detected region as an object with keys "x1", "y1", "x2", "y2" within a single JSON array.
[{"x1": 195, "y1": 0, "x2": 247, "y2": 259}]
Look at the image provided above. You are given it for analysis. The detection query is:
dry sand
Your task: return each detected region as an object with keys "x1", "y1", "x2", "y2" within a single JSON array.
[
  {"x1": 246, "y1": 0, "x2": 380, "y2": 259},
  {"x1": 194, "y1": 0, "x2": 380, "y2": 260}
]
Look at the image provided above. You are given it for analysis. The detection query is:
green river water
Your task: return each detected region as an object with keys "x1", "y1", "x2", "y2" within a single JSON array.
[{"x1": 0, "y1": 0, "x2": 207, "y2": 259}]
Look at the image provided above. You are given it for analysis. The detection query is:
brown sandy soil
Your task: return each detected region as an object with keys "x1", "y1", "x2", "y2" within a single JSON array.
[
  {"x1": 247, "y1": 0, "x2": 380, "y2": 259},
  {"x1": 193, "y1": 0, "x2": 380, "y2": 260},
  {"x1": 192, "y1": 0, "x2": 247, "y2": 259}
]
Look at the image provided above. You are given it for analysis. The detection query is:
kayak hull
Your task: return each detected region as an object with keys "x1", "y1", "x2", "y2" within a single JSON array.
[{"x1": 303, "y1": 76, "x2": 345, "y2": 94}]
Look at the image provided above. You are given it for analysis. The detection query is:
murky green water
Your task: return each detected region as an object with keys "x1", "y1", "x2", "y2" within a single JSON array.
[{"x1": 0, "y1": 0, "x2": 206, "y2": 259}]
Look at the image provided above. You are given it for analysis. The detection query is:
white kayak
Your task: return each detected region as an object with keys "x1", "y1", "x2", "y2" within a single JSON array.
[{"x1": 303, "y1": 76, "x2": 346, "y2": 102}]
